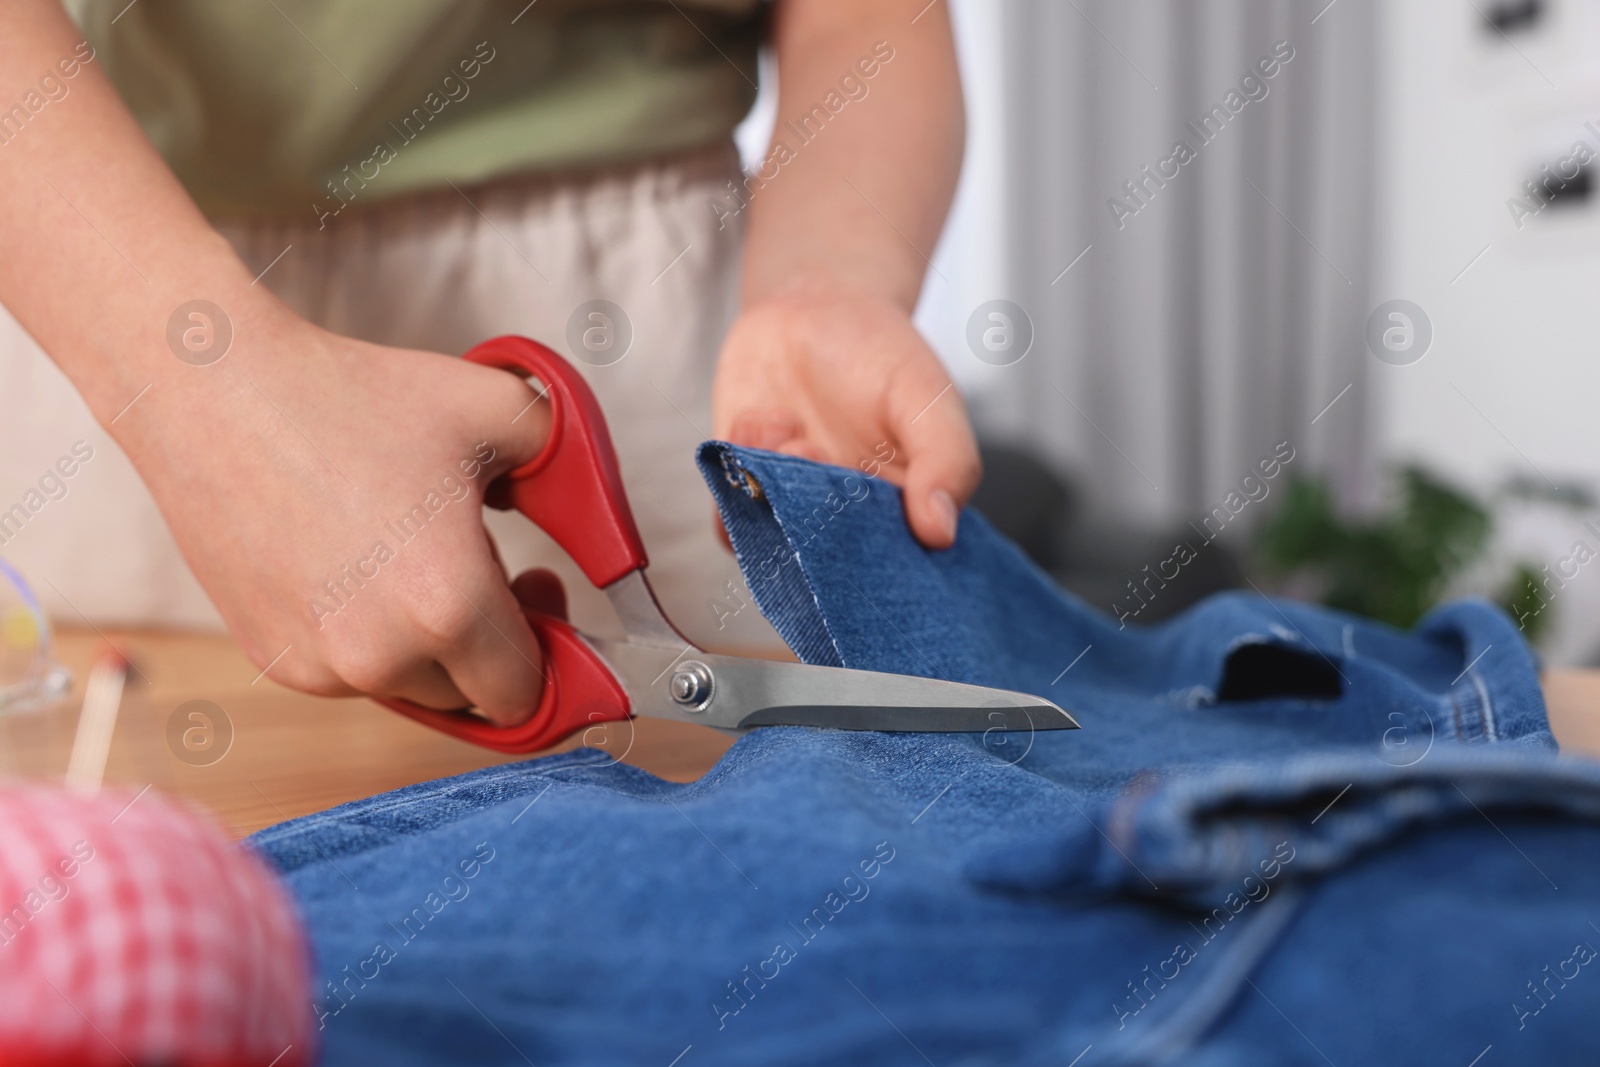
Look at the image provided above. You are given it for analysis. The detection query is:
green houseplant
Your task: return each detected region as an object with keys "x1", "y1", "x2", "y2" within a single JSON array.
[{"x1": 1253, "y1": 467, "x2": 1587, "y2": 643}]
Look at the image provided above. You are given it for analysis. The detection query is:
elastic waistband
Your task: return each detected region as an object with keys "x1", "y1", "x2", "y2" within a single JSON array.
[{"x1": 213, "y1": 138, "x2": 743, "y2": 238}]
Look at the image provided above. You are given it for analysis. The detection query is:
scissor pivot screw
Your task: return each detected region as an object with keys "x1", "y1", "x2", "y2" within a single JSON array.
[{"x1": 669, "y1": 661, "x2": 715, "y2": 710}]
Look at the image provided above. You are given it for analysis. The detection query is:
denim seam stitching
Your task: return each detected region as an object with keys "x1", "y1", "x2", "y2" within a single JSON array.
[{"x1": 1469, "y1": 667, "x2": 1499, "y2": 743}]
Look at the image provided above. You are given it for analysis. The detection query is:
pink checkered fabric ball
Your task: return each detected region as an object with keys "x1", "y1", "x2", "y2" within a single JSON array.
[{"x1": 0, "y1": 784, "x2": 315, "y2": 1067}]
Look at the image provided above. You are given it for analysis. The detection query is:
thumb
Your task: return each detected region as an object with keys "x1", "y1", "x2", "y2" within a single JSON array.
[
  {"x1": 893, "y1": 377, "x2": 981, "y2": 550},
  {"x1": 472, "y1": 363, "x2": 555, "y2": 484}
]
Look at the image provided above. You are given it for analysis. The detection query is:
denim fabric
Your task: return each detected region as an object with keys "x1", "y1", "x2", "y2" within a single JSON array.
[{"x1": 255, "y1": 445, "x2": 1600, "y2": 1066}]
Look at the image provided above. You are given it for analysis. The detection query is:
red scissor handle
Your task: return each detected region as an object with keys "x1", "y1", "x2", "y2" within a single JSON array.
[
  {"x1": 469, "y1": 335, "x2": 648, "y2": 586},
  {"x1": 379, "y1": 336, "x2": 645, "y2": 752},
  {"x1": 381, "y1": 609, "x2": 631, "y2": 753}
]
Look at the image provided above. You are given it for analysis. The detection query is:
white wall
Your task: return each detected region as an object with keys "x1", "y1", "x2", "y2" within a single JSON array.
[{"x1": 1376, "y1": 0, "x2": 1600, "y2": 663}]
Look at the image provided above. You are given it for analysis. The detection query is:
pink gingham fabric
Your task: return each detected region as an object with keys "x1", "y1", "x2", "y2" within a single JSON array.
[{"x1": 0, "y1": 784, "x2": 314, "y2": 1067}]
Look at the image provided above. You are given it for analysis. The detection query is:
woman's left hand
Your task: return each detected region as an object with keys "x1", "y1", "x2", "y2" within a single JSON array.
[{"x1": 712, "y1": 285, "x2": 980, "y2": 549}]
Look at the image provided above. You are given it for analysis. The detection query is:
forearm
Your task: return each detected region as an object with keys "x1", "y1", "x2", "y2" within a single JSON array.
[
  {"x1": 0, "y1": 0, "x2": 276, "y2": 424},
  {"x1": 741, "y1": 0, "x2": 964, "y2": 311}
]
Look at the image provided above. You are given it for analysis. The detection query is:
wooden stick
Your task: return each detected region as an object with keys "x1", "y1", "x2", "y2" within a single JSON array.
[{"x1": 64, "y1": 647, "x2": 129, "y2": 793}]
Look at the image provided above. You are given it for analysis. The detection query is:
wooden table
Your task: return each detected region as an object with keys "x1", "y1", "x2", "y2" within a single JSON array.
[
  {"x1": 5, "y1": 629, "x2": 1598, "y2": 839},
  {"x1": 1, "y1": 628, "x2": 732, "y2": 838}
]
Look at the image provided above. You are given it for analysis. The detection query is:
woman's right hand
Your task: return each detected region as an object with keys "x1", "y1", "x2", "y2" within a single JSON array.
[{"x1": 114, "y1": 313, "x2": 555, "y2": 724}]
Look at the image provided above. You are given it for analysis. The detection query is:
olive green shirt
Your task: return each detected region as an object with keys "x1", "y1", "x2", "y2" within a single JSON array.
[{"x1": 66, "y1": 0, "x2": 761, "y2": 218}]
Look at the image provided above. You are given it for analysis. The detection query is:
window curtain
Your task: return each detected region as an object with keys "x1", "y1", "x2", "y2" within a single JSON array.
[{"x1": 965, "y1": 0, "x2": 1382, "y2": 528}]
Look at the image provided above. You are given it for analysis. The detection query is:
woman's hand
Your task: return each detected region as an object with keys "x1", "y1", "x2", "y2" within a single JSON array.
[
  {"x1": 115, "y1": 314, "x2": 553, "y2": 724},
  {"x1": 713, "y1": 286, "x2": 979, "y2": 549},
  {"x1": 719, "y1": 0, "x2": 973, "y2": 548}
]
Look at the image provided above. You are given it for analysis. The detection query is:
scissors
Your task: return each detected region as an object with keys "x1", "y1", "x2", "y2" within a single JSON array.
[{"x1": 381, "y1": 336, "x2": 1080, "y2": 753}]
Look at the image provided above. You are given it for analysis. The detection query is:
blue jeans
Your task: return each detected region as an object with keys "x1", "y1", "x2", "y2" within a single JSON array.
[{"x1": 255, "y1": 445, "x2": 1600, "y2": 1066}]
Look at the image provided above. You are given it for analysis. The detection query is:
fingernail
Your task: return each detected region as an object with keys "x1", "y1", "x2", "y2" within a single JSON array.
[{"x1": 931, "y1": 489, "x2": 959, "y2": 542}]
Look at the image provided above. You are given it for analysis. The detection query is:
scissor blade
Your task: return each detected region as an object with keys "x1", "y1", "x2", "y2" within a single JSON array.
[
  {"x1": 736, "y1": 701, "x2": 1073, "y2": 733},
  {"x1": 588, "y1": 637, "x2": 1079, "y2": 734}
]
